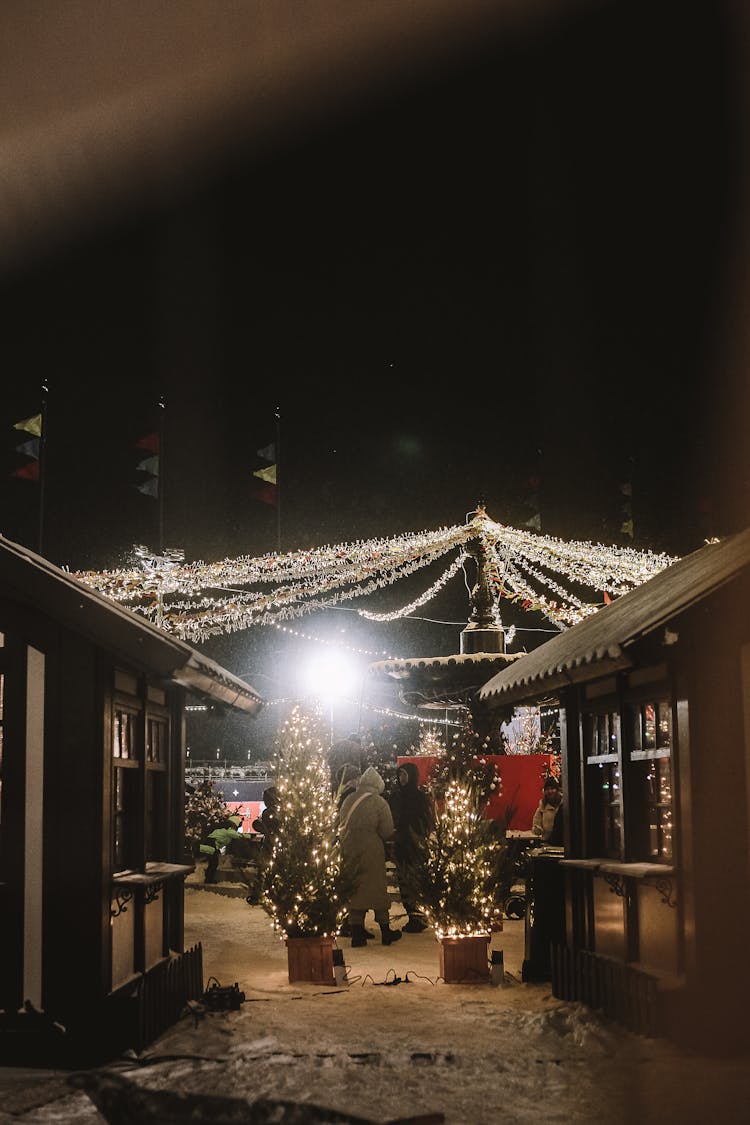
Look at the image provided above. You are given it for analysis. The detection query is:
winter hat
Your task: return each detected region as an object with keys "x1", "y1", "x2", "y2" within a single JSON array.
[
  {"x1": 358, "y1": 765, "x2": 385, "y2": 794},
  {"x1": 543, "y1": 776, "x2": 561, "y2": 790}
]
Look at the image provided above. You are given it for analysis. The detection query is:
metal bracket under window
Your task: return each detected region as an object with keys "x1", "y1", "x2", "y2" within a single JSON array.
[
  {"x1": 650, "y1": 876, "x2": 677, "y2": 908},
  {"x1": 144, "y1": 883, "x2": 162, "y2": 906},
  {"x1": 603, "y1": 872, "x2": 625, "y2": 898},
  {"x1": 111, "y1": 889, "x2": 134, "y2": 918}
]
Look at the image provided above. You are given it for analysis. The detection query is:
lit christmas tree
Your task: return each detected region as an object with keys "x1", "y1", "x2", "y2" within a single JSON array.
[
  {"x1": 428, "y1": 712, "x2": 502, "y2": 804},
  {"x1": 420, "y1": 773, "x2": 510, "y2": 938},
  {"x1": 502, "y1": 706, "x2": 557, "y2": 755},
  {"x1": 261, "y1": 705, "x2": 350, "y2": 939},
  {"x1": 418, "y1": 713, "x2": 512, "y2": 937},
  {"x1": 417, "y1": 724, "x2": 445, "y2": 757}
]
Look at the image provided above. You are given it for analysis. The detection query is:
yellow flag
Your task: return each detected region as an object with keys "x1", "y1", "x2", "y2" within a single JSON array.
[
  {"x1": 14, "y1": 413, "x2": 42, "y2": 437},
  {"x1": 253, "y1": 464, "x2": 277, "y2": 485}
]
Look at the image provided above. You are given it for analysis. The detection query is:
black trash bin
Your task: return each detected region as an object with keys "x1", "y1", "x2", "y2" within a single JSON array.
[{"x1": 522, "y1": 847, "x2": 565, "y2": 982}]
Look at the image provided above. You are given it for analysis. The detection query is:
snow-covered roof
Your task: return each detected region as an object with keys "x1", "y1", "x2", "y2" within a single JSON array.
[
  {"x1": 0, "y1": 534, "x2": 263, "y2": 714},
  {"x1": 370, "y1": 652, "x2": 520, "y2": 680},
  {"x1": 479, "y1": 526, "x2": 750, "y2": 705},
  {"x1": 369, "y1": 651, "x2": 520, "y2": 709}
]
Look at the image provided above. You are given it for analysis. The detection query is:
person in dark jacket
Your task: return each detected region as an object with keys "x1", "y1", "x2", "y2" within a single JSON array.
[
  {"x1": 388, "y1": 761, "x2": 434, "y2": 933},
  {"x1": 252, "y1": 786, "x2": 280, "y2": 849}
]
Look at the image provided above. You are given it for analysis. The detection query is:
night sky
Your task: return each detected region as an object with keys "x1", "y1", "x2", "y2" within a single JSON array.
[{"x1": 1, "y1": 0, "x2": 747, "y2": 756}]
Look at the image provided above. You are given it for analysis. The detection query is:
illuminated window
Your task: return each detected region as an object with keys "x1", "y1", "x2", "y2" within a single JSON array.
[
  {"x1": 145, "y1": 715, "x2": 168, "y2": 860},
  {"x1": 113, "y1": 702, "x2": 140, "y2": 872},
  {"x1": 583, "y1": 710, "x2": 623, "y2": 858},
  {"x1": 630, "y1": 699, "x2": 673, "y2": 862}
]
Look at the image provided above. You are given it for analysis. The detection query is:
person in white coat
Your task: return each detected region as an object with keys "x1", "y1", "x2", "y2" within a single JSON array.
[{"x1": 338, "y1": 766, "x2": 403, "y2": 947}]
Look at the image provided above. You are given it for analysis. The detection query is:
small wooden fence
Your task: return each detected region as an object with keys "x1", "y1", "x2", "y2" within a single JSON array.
[
  {"x1": 551, "y1": 944, "x2": 659, "y2": 1037},
  {"x1": 135, "y1": 943, "x2": 204, "y2": 1050}
]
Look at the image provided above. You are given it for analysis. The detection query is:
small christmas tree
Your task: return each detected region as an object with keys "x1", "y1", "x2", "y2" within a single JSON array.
[
  {"x1": 420, "y1": 772, "x2": 510, "y2": 937},
  {"x1": 429, "y1": 712, "x2": 502, "y2": 805},
  {"x1": 417, "y1": 712, "x2": 513, "y2": 938},
  {"x1": 261, "y1": 705, "x2": 349, "y2": 939},
  {"x1": 502, "y1": 706, "x2": 557, "y2": 755}
]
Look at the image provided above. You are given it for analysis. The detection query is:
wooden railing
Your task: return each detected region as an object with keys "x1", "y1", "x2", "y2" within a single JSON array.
[
  {"x1": 551, "y1": 944, "x2": 659, "y2": 1037},
  {"x1": 136, "y1": 943, "x2": 204, "y2": 1050}
]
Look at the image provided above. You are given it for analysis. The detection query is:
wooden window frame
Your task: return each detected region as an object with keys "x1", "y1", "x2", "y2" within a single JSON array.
[{"x1": 581, "y1": 699, "x2": 623, "y2": 861}]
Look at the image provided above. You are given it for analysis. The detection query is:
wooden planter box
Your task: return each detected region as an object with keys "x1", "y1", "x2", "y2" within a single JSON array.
[
  {"x1": 285, "y1": 935, "x2": 335, "y2": 985},
  {"x1": 439, "y1": 934, "x2": 491, "y2": 984}
]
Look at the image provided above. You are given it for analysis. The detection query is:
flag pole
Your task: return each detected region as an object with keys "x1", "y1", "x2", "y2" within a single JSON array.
[
  {"x1": 38, "y1": 379, "x2": 49, "y2": 556},
  {"x1": 275, "y1": 404, "x2": 281, "y2": 553},
  {"x1": 157, "y1": 395, "x2": 165, "y2": 555}
]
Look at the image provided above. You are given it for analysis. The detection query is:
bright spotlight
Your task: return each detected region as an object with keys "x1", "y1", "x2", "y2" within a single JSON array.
[{"x1": 302, "y1": 650, "x2": 360, "y2": 702}]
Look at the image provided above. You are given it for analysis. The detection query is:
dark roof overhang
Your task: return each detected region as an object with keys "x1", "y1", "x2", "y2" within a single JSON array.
[{"x1": 0, "y1": 535, "x2": 263, "y2": 715}]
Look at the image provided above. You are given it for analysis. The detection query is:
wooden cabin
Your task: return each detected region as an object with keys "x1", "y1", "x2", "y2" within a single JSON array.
[
  {"x1": 0, "y1": 536, "x2": 263, "y2": 1063},
  {"x1": 477, "y1": 527, "x2": 750, "y2": 1055}
]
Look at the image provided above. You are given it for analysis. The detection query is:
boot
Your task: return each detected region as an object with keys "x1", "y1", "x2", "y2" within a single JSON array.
[
  {"x1": 350, "y1": 924, "x2": 369, "y2": 948},
  {"x1": 379, "y1": 923, "x2": 403, "y2": 946},
  {"x1": 340, "y1": 917, "x2": 375, "y2": 939}
]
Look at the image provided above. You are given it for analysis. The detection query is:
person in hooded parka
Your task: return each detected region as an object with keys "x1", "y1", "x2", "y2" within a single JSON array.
[{"x1": 337, "y1": 765, "x2": 403, "y2": 947}]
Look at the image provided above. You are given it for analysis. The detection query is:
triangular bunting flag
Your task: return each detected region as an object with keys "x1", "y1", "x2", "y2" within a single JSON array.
[
  {"x1": 257, "y1": 442, "x2": 276, "y2": 462},
  {"x1": 620, "y1": 519, "x2": 634, "y2": 537},
  {"x1": 136, "y1": 432, "x2": 160, "y2": 453},
  {"x1": 11, "y1": 460, "x2": 40, "y2": 481},
  {"x1": 523, "y1": 513, "x2": 541, "y2": 531},
  {"x1": 16, "y1": 438, "x2": 40, "y2": 459},
  {"x1": 250, "y1": 480, "x2": 277, "y2": 506},
  {"x1": 137, "y1": 455, "x2": 160, "y2": 475},
  {"x1": 136, "y1": 478, "x2": 159, "y2": 498},
  {"x1": 253, "y1": 464, "x2": 277, "y2": 485},
  {"x1": 13, "y1": 413, "x2": 42, "y2": 437}
]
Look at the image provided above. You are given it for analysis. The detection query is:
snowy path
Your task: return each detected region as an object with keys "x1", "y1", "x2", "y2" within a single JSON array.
[{"x1": 2, "y1": 889, "x2": 749, "y2": 1123}]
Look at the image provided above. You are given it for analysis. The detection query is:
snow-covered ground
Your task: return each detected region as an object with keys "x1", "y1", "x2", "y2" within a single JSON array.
[{"x1": 2, "y1": 885, "x2": 749, "y2": 1123}]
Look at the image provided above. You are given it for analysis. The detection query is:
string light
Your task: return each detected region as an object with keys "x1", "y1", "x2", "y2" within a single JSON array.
[
  {"x1": 270, "y1": 621, "x2": 397, "y2": 659},
  {"x1": 73, "y1": 510, "x2": 677, "y2": 641},
  {"x1": 357, "y1": 553, "x2": 468, "y2": 621}
]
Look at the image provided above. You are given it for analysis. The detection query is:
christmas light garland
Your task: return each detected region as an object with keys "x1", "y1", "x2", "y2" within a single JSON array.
[{"x1": 73, "y1": 509, "x2": 677, "y2": 640}]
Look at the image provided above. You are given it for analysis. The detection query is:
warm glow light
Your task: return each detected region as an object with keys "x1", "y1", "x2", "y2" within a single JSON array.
[
  {"x1": 73, "y1": 510, "x2": 678, "y2": 640},
  {"x1": 300, "y1": 650, "x2": 361, "y2": 703}
]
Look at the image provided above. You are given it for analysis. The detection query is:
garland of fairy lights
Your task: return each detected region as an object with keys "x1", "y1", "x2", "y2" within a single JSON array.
[
  {"x1": 357, "y1": 553, "x2": 468, "y2": 622},
  {"x1": 73, "y1": 510, "x2": 677, "y2": 640},
  {"x1": 270, "y1": 622, "x2": 396, "y2": 659}
]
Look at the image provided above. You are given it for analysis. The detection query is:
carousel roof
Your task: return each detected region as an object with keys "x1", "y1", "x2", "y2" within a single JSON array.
[{"x1": 368, "y1": 650, "x2": 521, "y2": 710}]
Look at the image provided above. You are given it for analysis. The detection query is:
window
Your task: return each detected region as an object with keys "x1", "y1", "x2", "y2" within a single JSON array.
[
  {"x1": 112, "y1": 675, "x2": 171, "y2": 871},
  {"x1": 112, "y1": 704, "x2": 140, "y2": 871},
  {"x1": 629, "y1": 698, "x2": 674, "y2": 861},
  {"x1": 114, "y1": 708, "x2": 136, "y2": 760},
  {"x1": 146, "y1": 716, "x2": 165, "y2": 763},
  {"x1": 583, "y1": 710, "x2": 623, "y2": 858},
  {"x1": 145, "y1": 715, "x2": 168, "y2": 860}
]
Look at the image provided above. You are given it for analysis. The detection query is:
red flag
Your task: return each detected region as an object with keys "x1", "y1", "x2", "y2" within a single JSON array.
[
  {"x1": 251, "y1": 481, "x2": 277, "y2": 506},
  {"x1": 12, "y1": 461, "x2": 40, "y2": 481},
  {"x1": 603, "y1": 591, "x2": 612, "y2": 604},
  {"x1": 136, "y1": 432, "x2": 160, "y2": 453}
]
